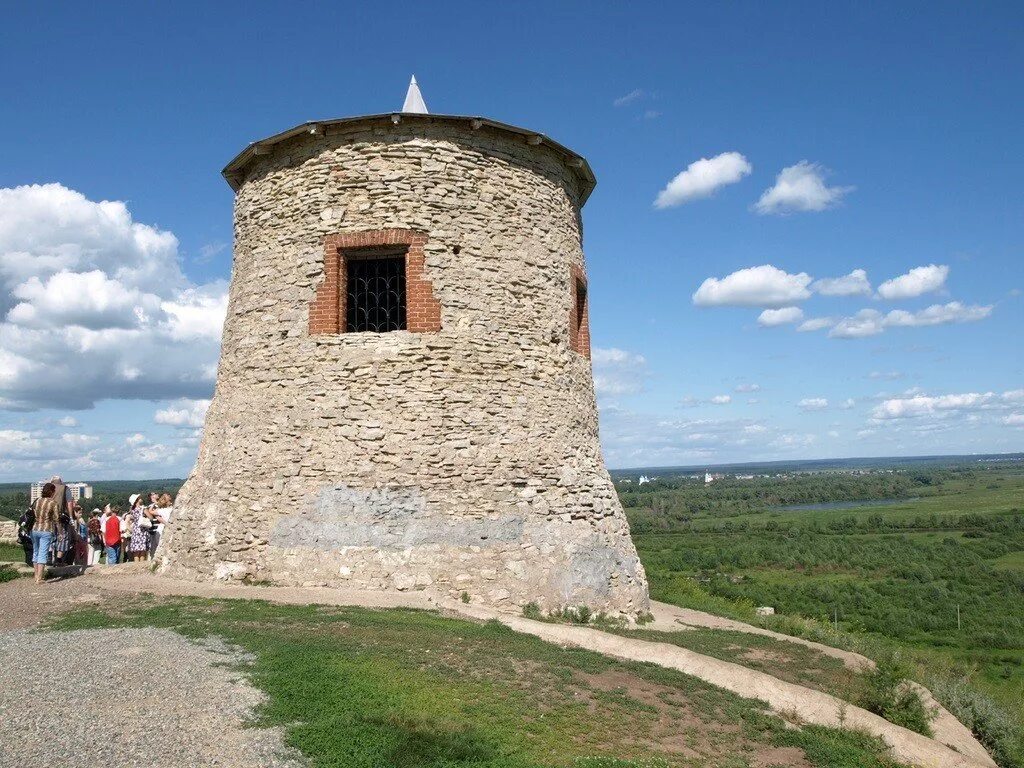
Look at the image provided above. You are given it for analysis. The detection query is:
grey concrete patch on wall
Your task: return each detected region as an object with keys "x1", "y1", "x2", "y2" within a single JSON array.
[{"x1": 272, "y1": 484, "x2": 524, "y2": 550}]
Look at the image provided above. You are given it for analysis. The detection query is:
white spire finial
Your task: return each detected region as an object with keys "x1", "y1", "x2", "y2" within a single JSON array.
[{"x1": 402, "y1": 75, "x2": 428, "y2": 114}]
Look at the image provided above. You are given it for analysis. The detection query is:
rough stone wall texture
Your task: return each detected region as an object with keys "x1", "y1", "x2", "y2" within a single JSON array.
[
  {"x1": 159, "y1": 118, "x2": 649, "y2": 615},
  {"x1": 0, "y1": 520, "x2": 18, "y2": 544}
]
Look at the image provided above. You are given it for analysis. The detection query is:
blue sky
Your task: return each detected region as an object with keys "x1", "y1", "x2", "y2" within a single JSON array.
[{"x1": 0, "y1": 1, "x2": 1021, "y2": 479}]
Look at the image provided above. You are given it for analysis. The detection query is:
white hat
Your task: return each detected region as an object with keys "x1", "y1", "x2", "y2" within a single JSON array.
[{"x1": 129, "y1": 494, "x2": 141, "y2": 506}]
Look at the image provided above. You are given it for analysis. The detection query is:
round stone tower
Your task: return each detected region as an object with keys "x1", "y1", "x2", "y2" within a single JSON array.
[{"x1": 159, "y1": 104, "x2": 649, "y2": 615}]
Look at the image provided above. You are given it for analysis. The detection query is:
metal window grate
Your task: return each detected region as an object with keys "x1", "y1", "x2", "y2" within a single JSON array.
[{"x1": 346, "y1": 256, "x2": 407, "y2": 332}]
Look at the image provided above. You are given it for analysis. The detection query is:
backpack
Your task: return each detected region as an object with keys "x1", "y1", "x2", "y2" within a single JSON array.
[{"x1": 18, "y1": 509, "x2": 34, "y2": 542}]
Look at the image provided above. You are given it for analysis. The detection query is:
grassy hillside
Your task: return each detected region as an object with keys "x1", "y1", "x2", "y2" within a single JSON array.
[
  {"x1": 50, "y1": 595, "x2": 902, "y2": 768},
  {"x1": 620, "y1": 462, "x2": 1024, "y2": 767}
]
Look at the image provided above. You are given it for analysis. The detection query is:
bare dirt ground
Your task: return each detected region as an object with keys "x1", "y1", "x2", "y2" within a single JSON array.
[{"x1": 0, "y1": 565, "x2": 997, "y2": 768}]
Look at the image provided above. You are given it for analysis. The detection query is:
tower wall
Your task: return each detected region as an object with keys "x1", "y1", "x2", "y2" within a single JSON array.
[{"x1": 159, "y1": 118, "x2": 649, "y2": 615}]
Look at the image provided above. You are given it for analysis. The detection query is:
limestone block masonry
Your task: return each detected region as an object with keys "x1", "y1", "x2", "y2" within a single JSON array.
[{"x1": 159, "y1": 113, "x2": 650, "y2": 616}]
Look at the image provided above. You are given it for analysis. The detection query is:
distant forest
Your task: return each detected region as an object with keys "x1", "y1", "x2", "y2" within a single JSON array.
[{"x1": 0, "y1": 479, "x2": 185, "y2": 521}]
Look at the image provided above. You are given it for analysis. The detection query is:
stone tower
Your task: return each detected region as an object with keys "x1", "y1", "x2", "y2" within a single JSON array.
[{"x1": 159, "y1": 94, "x2": 649, "y2": 615}]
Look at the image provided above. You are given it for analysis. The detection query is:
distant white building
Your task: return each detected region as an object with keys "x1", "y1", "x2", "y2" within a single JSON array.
[
  {"x1": 638, "y1": 475, "x2": 657, "y2": 486},
  {"x1": 705, "y1": 471, "x2": 726, "y2": 484},
  {"x1": 29, "y1": 481, "x2": 93, "y2": 503},
  {"x1": 68, "y1": 483, "x2": 93, "y2": 501}
]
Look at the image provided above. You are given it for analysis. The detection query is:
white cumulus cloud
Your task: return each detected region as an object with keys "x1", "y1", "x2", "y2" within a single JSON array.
[
  {"x1": 154, "y1": 398, "x2": 211, "y2": 428},
  {"x1": 754, "y1": 161, "x2": 852, "y2": 215},
  {"x1": 592, "y1": 347, "x2": 647, "y2": 398},
  {"x1": 797, "y1": 317, "x2": 835, "y2": 333},
  {"x1": 812, "y1": 269, "x2": 871, "y2": 297},
  {"x1": 883, "y1": 301, "x2": 991, "y2": 327},
  {"x1": 693, "y1": 265, "x2": 812, "y2": 308},
  {"x1": 829, "y1": 309, "x2": 886, "y2": 339},
  {"x1": 655, "y1": 152, "x2": 752, "y2": 208},
  {"x1": 871, "y1": 389, "x2": 1022, "y2": 420},
  {"x1": 710, "y1": 395, "x2": 732, "y2": 405},
  {"x1": 758, "y1": 306, "x2": 804, "y2": 327},
  {"x1": 828, "y1": 302, "x2": 991, "y2": 339},
  {"x1": 798, "y1": 398, "x2": 829, "y2": 411},
  {"x1": 876, "y1": 264, "x2": 949, "y2": 300},
  {"x1": 0, "y1": 183, "x2": 228, "y2": 410}
]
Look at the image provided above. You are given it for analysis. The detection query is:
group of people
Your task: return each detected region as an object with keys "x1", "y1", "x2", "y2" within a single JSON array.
[{"x1": 17, "y1": 475, "x2": 174, "y2": 585}]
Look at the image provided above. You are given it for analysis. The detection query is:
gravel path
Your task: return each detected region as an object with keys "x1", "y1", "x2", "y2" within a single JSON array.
[{"x1": 0, "y1": 626, "x2": 305, "y2": 768}]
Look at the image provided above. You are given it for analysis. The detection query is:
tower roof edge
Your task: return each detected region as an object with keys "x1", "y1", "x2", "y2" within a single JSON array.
[{"x1": 221, "y1": 113, "x2": 596, "y2": 204}]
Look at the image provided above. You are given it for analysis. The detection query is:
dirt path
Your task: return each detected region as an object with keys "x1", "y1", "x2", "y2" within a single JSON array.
[
  {"x1": 0, "y1": 567, "x2": 997, "y2": 768},
  {"x1": 645, "y1": 600, "x2": 874, "y2": 670},
  {"x1": 642, "y1": 599, "x2": 989, "y2": 767}
]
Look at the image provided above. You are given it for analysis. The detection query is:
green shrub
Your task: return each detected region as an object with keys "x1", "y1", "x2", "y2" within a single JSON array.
[
  {"x1": 859, "y1": 652, "x2": 934, "y2": 736},
  {"x1": 522, "y1": 601, "x2": 541, "y2": 619},
  {"x1": 547, "y1": 605, "x2": 595, "y2": 625},
  {"x1": 927, "y1": 674, "x2": 1023, "y2": 768}
]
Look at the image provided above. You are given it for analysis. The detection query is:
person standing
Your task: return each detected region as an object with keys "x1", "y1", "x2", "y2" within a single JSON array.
[
  {"x1": 87, "y1": 509, "x2": 103, "y2": 565},
  {"x1": 125, "y1": 494, "x2": 151, "y2": 562},
  {"x1": 49, "y1": 475, "x2": 70, "y2": 516},
  {"x1": 73, "y1": 505, "x2": 88, "y2": 565},
  {"x1": 30, "y1": 483, "x2": 60, "y2": 584},
  {"x1": 150, "y1": 493, "x2": 173, "y2": 557},
  {"x1": 103, "y1": 505, "x2": 122, "y2": 565},
  {"x1": 53, "y1": 506, "x2": 72, "y2": 565}
]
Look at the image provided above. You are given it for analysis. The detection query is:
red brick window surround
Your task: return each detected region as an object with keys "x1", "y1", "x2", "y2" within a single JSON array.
[
  {"x1": 309, "y1": 229, "x2": 441, "y2": 335},
  {"x1": 569, "y1": 265, "x2": 590, "y2": 358}
]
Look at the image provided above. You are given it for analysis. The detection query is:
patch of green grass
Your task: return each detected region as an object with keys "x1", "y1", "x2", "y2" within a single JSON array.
[
  {"x1": 45, "y1": 596, "x2": 902, "y2": 768},
  {"x1": 992, "y1": 551, "x2": 1024, "y2": 572},
  {"x1": 777, "y1": 726, "x2": 898, "y2": 768},
  {"x1": 622, "y1": 626, "x2": 865, "y2": 703},
  {"x1": 0, "y1": 541, "x2": 24, "y2": 562},
  {"x1": 0, "y1": 563, "x2": 24, "y2": 582}
]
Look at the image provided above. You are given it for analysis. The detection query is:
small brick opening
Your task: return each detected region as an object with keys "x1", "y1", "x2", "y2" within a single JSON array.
[{"x1": 569, "y1": 265, "x2": 590, "y2": 358}]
